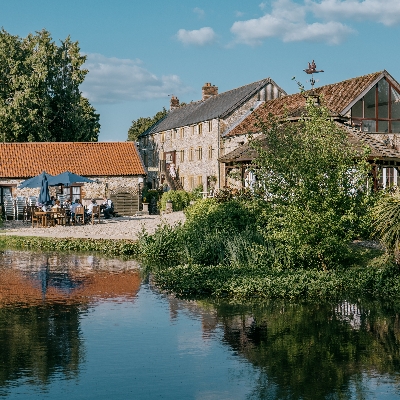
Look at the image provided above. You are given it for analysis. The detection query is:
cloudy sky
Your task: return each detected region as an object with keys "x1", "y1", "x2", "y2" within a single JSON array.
[{"x1": 3, "y1": 0, "x2": 400, "y2": 141}]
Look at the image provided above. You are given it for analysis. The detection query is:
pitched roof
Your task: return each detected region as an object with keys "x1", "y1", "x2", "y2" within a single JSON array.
[
  {"x1": 226, "y1": 71, "x2": 398, "y2": 137},
  {"x1": 220, "y1": 126, "x2": 400, "y2": 164},
  {"x1": 142, "y1": 78, "x2": 285, "y2": 135},
  {"x1": 0, "y1": 142, "x2": 145, "y2": 178}
]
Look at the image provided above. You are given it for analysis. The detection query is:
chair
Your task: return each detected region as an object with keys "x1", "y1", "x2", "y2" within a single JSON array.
[
  {"x1": 4, "y1": 198, "x2": 15, "y2": 220},
  {"x1": 15, "y1": 197, "x2": 26, "y2": 220},
  {"x1": 31, "y1": 208, "x2": 43, "y2": 227},
  {"x1": 74, "y1": 206, "x2": 85, "y2": 225},
  {"x1": 90, "y1": 205, "x2": 101, "y2": 224},
  {"x1": 54, "y1": 208, "x2": 66, "y2": 226},
  {"x1": 27, "y1": 196, "x2": 37, "y2": 206}
]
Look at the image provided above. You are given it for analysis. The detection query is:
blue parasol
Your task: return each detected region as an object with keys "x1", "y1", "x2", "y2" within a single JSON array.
[
  {"x1": 38, "y1": 174, "x2": 50, "y2": 205},
  {"x1": 48, "y1": 171, "x2": 95, "y2": 186},
  {"x1": 18, "y1": 171, "x2": 54, "y2": 189}
]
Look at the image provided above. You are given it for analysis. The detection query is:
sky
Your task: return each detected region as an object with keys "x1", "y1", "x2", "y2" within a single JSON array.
[{"x1": 2, "y1": 0, "x2": 400, "y2": 142}]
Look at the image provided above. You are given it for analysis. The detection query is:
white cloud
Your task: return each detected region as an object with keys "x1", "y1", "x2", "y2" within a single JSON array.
[
  {"x1": 193, "y1": 7, "x2": 205, "y2": 18},
  {"x1": 176, "y1": 27, "x2": 216, "y2": 46},
  {"x1": 307, "y1": 0, "x2": 400, "y2": 26},
  {"x1": 235, "y1": 11, "x2": 244, "y2": 17},
  {"x1": 81, "y1": 53, "x2": 190, "y2": 104},
  {"x1": 231, "y1": 0, "x2": 354, "y2": 45},
  {"x1": 259, "y1": 2, "x2": 268, "y2": 10}
]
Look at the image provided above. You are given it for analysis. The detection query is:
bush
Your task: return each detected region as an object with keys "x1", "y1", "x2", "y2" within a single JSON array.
[{"x1": 159, "y1": 190, "x2": 191, "y2": 211}]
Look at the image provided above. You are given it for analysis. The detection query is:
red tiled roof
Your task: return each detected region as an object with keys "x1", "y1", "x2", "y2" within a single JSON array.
[
  {"x1": 0, "y1": 142, "x2": 145, "y2": 178},
  {"x1": 226, "y1": 71, "x2": 386, "y2": 137}
]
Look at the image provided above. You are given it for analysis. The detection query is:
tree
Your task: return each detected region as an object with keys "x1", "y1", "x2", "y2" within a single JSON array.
[
  {"x1": 0, "y1": 29, "x2": 100, "y2": 142},
  {"x1": 127, "y1": 107, "x2": 167, "y2": 141},
  {"x1": 253, "y1": 100, "x2": 372, "y2": 269}
]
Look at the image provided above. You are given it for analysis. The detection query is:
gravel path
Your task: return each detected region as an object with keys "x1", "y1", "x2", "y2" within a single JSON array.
[{"x1": 1, "y1": 212, "x2": 186, "y2": 240}]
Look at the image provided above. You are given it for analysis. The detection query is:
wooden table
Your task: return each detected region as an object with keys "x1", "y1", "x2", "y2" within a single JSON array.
[{"x1": 34, "y1": 211, "x2": 59, "y2": 227}]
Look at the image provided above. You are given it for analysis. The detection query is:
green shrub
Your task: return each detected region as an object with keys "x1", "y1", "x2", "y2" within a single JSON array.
[{"x1": 159, "y1": 190, "x2": 191, "y2": 211}]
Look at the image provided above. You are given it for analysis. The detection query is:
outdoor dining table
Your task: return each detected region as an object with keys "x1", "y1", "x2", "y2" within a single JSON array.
[{"x1": 34, "y1": 210, "x2": 62, "y2": 227}]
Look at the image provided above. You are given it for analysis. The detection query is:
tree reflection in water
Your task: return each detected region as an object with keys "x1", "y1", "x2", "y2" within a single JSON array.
[
  {"x1": 0, "y1": 304, "x2": 83, "y2": 388},
  {"x1": 0, "y1": 250, "x2": 140, "y2": 394},
  {"x1": 205, "y1": 301, "x2": 400, "y2": 399}
]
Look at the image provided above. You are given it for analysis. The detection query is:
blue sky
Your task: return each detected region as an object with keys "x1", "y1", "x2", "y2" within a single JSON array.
[{"x1": 2, "y1": 0, "x2": 400, "y2": 141}]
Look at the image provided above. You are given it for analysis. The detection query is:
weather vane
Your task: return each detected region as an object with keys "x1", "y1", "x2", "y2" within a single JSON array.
[{"x1": 304, "y1": 60, "x2": 324, "y2": 90}]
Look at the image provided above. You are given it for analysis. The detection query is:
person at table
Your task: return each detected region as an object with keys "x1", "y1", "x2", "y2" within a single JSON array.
[
  {"x1": 101, "y1": 197, "x2": 113, "y2": 219},
  {"x1": 70, "y1": 199, "x2": 82, "y2": 222},
  {"x1": 51, "y1": 200, "x2": 63, "y2": 224},
  {"x1": 87, "y1": 199, "x2": 98, "y2": 215}
]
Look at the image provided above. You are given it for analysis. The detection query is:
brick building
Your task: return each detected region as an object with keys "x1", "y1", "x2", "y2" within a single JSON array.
[{"x1": 137, "y1": 79, "x2": 286, "y2": 191}]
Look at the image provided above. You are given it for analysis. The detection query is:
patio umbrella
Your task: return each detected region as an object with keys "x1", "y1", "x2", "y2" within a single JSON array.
[
  {"x1": 48, "y1": 171, "x2": 95, "y2": 186},
  {"x1": 18, "y1": 171, "x2": 54, "y2": 189},
  {"x1": 38, "y1": 174, "x2": 50, "y2": 205}
]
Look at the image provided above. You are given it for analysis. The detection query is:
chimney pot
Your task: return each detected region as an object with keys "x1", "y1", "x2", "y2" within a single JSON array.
[
  {"x1": 170, "y1": 95, "x2": 180, "y2": 110},
  {"x1": 202, "y1": 83, "x2": 218, "y2": 100}
]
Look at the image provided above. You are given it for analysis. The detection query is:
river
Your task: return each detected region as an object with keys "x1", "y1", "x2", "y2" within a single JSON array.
[{"x1": 0, "y1": 250, "x2": 399, "y2": 399}]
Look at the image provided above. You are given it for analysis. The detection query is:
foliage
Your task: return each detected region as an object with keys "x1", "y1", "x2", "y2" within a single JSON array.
[
  {"x1": 0, "y1": 29, "x2": 100, "y2": 142},
  {"x1": 142, "y1": 188, "x2": 162, "y2": 204},
  {"x1": 127, "y1": 107, "x2": 167, "y2": 141},
  {"x1": 0, "y1": 235, "x2": 139, "y2": 257},
  {"x1": 252, "y1": 100, "x2": 373, "y2": 269},
  {"x1": 190, "y1": 184, "x2": 204, "y2": 200},
  {"x1": 373, "y1": 189, "x2": 400, "y2": 262},
  {"x1": 159, "y1": 190, "x2": 191, "y2": 211}
]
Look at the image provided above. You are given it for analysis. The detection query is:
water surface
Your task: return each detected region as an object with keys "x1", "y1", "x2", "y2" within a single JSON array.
[{"x1": 0, "y1": 250, "x2": 400, "y2": 399}]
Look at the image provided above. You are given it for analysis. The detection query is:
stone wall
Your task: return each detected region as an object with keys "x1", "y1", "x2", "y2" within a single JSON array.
[
  {"x1": 0, "y1": 176, "x2": 141, "y2": 200},
  {"x1": 138, "y1": 81, "x2": 284, "y2": 192}
]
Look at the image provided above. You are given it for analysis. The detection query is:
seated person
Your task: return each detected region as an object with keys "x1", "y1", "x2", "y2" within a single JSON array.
[
  {"x1": 101, "y1": 198, "x2": 113, "y2": 219},
  {"x1": 51, "y1": 200, "x2": 63, "y2": 224},
  {"x1": 70, "y1": 199, "x2": 82, "y2": 222},
  {"x1": 87, "y1": 199, "x2": 98, "y2": 220}
]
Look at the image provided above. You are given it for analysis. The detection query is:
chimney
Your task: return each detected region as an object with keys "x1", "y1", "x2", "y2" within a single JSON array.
[
  {"x1": 202, "y1": 82, "x2": 218, "y2": 100},
  {"x1": 170, "y1": 95, "x2": 180, "y2": 110}
]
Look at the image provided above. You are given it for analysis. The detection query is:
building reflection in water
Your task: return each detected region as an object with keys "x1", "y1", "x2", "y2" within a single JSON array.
[
  {"x1": 163, "y1": 294, "x2": 400, "y2": 399},
  {"x1": 0, "y1": 250, "x2": 141, "y2": 391}
]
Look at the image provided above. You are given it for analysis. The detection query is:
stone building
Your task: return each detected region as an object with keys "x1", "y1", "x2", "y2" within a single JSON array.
[
  {"x1": 0, "y1": 142, "x2": 145, "y2": 215},
  {"x1": 137, "y1": 79, "x2": 286, "y2": 191},
  {"x1": 220, "y1": 70, "x2": 400, "y2": 190}
]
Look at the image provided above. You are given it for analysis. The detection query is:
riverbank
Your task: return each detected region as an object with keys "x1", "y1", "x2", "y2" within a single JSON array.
[{"x1": 1, "y1": 212, "x2": 186, "y2": 240}]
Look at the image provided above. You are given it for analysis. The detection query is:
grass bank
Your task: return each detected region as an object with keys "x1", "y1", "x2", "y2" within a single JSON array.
[{"x1": 0, "y1": 235, "x2": 140, "y2": 258}]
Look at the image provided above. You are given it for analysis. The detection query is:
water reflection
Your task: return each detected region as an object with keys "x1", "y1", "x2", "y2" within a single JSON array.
[
  {"x1": 0, "y1": 250, "x2": 140, "y2": 396},
  {"x1": 178, "y1": 299, "x2": 400, "y2": 399},
  {"x1": 1, "y1": 250, "x2": 400, "y2": 399}
]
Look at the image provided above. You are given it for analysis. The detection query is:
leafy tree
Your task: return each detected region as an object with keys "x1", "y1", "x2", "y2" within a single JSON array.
[
  {"x1": 127, "y1": 107, "x2": 167, "y2": 141},
  {"x1": 0, "y1": 28, "x2": 100, "y2": 142},
  {"x1": 253, "y1": 99, "x2": 372, "y2": 269}
]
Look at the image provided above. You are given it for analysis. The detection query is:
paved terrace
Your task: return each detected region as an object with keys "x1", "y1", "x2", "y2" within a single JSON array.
[{"x1": 1, "y1": 212, "x2": 186, "y2": 240}]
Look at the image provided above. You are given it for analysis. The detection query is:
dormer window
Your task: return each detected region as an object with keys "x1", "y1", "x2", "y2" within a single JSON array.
[{"x1": 351, "y1": 78, "x2": 400, "y2": 133}]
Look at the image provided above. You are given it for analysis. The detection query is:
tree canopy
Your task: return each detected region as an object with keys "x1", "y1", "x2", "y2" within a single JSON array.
[
  {"x1": 0, "y1": 28, "x2": 100, "y2": 142},
  {"x1": 127, "y1": 108, "x2": 167, "y2": 141}
]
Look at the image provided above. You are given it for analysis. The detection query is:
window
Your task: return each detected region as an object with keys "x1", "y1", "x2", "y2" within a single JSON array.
[
  {"x1": 143, "y1": 151, "x2": 148, "y2": 167},
  {"x1": 198, "y1": 123, "x2": 203, "y2": 135},
  {"x1": 197, "y1": 176, "x2": 203, "y2": 187},
  {"x1": 208, "y1": 120, "x2": 213, "y2": 132},
  {"x1": 180, "y1": 176, "x2": 185, "y2": 188},
  {"x1": 172, "y1": 129, "x2": 177, "y2": 140},
  {"x1": 197, "y1": 146, "x2": 202, "y2": 160},
  {"x1": 351, "y1": 77, "x2": 400, "y2": 133},
  {"x1": 179, "y1": 150, "x2": 185, "y2": 162},
  {"x1": 62, "y1": 185, "x2": 81, "y2": 202},
  {"x1": 191, "y1": 125, "x2": 195, "y2": 135},
  {"x1": 189, "y1": 176, "x2": 195, "y2": 190},
  {"x1": 189, "y1": 148, "x2": 194, "y2": 161},
  {"x1": 180, "y1": 127, "x2": 184, "y2": 139},
  {"x1": 208, "y1": 145, "x2": 213, "y2": 159},
  {"x1": 160, "y1": 131, "x2": 165, "y2": 142}
]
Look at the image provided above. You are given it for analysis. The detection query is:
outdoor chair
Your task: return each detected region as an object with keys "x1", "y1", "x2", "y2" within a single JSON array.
[
  {"x1": 31, "y1": 208, "x2": 42, "y2": 227},
  {"x1": 4, "y1": 198, "x2": 15, "y2": 220},
  {"x1": 73, "y1": 206, "x2": 85, "y2": 225},
  {"x1": 27, "y1": 196, "x2": 37, "y2": 206},
  {"x1": 90, "y1": 205, "x2": 101, "y2": 224},
  {"x1": 15, "y1": 197, "x2": 26, "y2": 220},
  {"x1": 53, "y1": 208, "x2": 66, "y2": 226}
]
